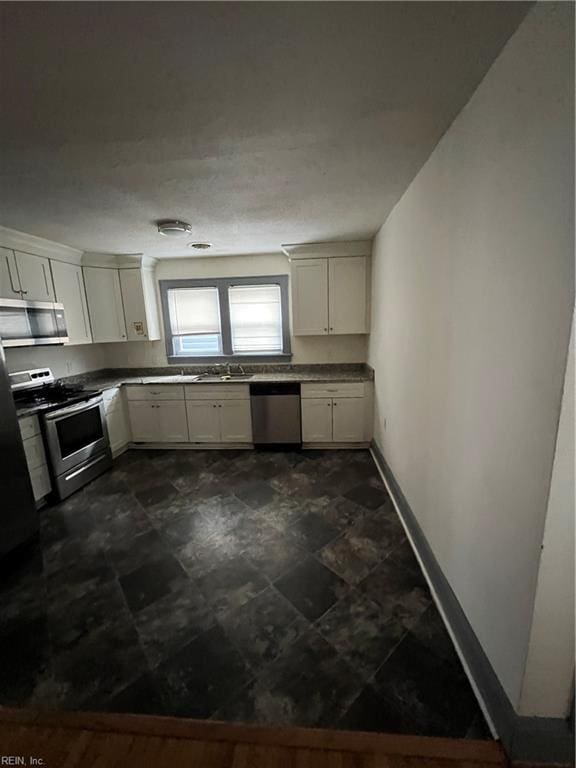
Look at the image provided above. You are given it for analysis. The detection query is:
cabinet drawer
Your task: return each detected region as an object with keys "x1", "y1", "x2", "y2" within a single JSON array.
[
  {"x1": 184, "y1": 384, "x2": 250, "y2": 401},
  {"x1": 23, "y1": 434, "x2": 47, "y2": 472},
  {"x1": 19, "y1": 415, "x2": 41, "y2": 440},
  {"x1": 30, "y1": 463, "x2": 51, "y2": 501},
  {"x1": 301, "y1": 382, "x2": 366, "y2": 399},
  {"x1": 125, "y1": 384, "x2": 184, "y2": 401}
]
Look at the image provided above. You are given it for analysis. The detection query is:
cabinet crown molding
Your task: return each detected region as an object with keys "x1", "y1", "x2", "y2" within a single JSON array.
[
  {"x1": 82, "y1": 252, "x2": 157, "y2": 269},
  {"x1": 0, "y1": 226, "x2": 83, "y2": 264},
  {"x1": 282, "y1": 240, "x2": 372, "y2": 261}
]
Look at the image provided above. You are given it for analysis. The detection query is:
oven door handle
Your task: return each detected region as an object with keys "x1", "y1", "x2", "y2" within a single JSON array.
[{"x1": 44, "y1": 396, "x2": 103, "y2": 421}]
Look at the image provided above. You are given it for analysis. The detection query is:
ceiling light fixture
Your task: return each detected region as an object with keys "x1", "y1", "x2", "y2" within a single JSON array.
[
  {"x1": 188, "y1": 242, "x2": 212, "y2": 250},
  {"x1": 157, "y1": 220, "x2": 193, "y2": 237}
]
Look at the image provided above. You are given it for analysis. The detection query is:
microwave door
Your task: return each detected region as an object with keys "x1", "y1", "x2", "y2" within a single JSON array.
[{"x1": 0, "y1": 302, "x2": 32, "y2": 346}]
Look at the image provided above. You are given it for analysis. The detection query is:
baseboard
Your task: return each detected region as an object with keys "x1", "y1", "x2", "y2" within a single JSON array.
[
  {"x1": 370, "y1": 439, "x2": 574, "y2": 766},
  {"x1": 129, "y1": 442, "x2": 253, "y2": 450}
]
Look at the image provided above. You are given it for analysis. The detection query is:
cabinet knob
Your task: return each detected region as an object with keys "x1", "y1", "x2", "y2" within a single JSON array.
[
  {"x1": 323, "y1": 328, "x2": 327, "y2": 332},
  {"x1": 330, "y1": 327, "x2": 333, "y2": 331}
]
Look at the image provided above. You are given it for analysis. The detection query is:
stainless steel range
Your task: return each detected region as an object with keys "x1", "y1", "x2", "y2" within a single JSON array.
[{"x1": 10, "y1": 368, "x2": 112, "y2": 500}]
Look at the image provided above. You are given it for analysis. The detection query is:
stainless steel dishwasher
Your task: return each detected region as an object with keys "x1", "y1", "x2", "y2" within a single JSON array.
[{"x1": 250, "y1": 383, "x2": 301, "y2": 445}]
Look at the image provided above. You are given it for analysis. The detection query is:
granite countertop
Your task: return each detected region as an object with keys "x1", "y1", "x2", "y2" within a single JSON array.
[
  {"x1": 15, "y1": 365, "x2": 373, "y2": 416},
  {"x1": 67, "y1": 364, "x2": 374, "y2": 390}
]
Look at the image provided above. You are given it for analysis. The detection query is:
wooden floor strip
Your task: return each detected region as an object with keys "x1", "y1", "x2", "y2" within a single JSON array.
[{"x1": 0, "y1": 707, "x2": 508, "y2": 768}]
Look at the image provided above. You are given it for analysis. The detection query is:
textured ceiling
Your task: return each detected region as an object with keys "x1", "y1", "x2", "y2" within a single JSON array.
[{"x1": 0, "y1": 2, "x2": 529, "y2": 258}]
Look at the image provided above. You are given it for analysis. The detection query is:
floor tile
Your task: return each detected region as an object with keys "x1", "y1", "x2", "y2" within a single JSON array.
[
  {"x1": 241, "y1": 522, "x2": 308, "y2": 581},
  {"x1": 119, "y1": 554, "x2": 187, "y2": 613},
  {"x1": 358, "y1": 556, "x2": 431, "y2": 629},
  {"x1": 287, "y1": 511, "x2": 339, "y2": 552},
  {"x1": 218, "y1": 586, "x2": 309, "y2": 672},
  {"x1": 154, "y1": 624, "x2": 251, "y2": 719},
  {"x1": 316, "y1": 591, "x2": 406, "y2": 679},
  {"x1": 194, "y1": 556, "x2": 268, "y2": 616},
  {"x1": 343, "y1": 483, "x2": 391, "y2": 510},
  {"x1": 48, "y1": 578, "x2": 130, "y2": 654},
  {"x1": 372, "y1": 633, "x2": 481, "y2": 738},
  {"x1": 337, "y1": 685, "x2": 424, "y2": 735},
  {"x1": 0, "y1": 616, "x2": 51, "y2": 705},
  {"x1": 53, "y1": 618, "x2": 148, "y2": 710},
  {"x1": 134, "y1": 578, "x2": 214, "y2": 667},
  {"x1": 96, "y1": 673, "x2": 167, "y2": 717},
  {"x1": 134, "y1": 482, "x2": 181, "y2": 510},
  {"x1": 274, "y1": 555, "x2": 348, "y2": 622},
  {"x1": 108, "y1": 529, "x2": 169, "y2": 576},
  {"x1": 214, "y1": 628, "x2": 362, "y2": 727},
  {"x1": 318, "y1": 533, "x2": 379, "y2": 585},
  {"x1": 234, "y1": 481, "x2": 278, "y2": 510}
]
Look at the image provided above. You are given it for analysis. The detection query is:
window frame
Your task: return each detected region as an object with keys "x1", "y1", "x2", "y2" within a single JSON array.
[{"x1": 159, "y1": 275, "x2": 292, "y2": 364}]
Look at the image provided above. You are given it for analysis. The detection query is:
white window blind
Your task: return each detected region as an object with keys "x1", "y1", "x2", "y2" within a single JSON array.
[
  {"x1": 167, "y1": 287, "x2": 222, "y2": 356},
  {"x1": 228, "y1": 284, "x2": 282, "y2": 354}
]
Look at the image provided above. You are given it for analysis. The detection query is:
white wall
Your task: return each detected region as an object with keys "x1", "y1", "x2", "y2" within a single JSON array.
[
  {"x1": 104, "y1": 253, "x2": 368, "y2": 368},
  {"x1": 4, "y1": 343, "x2": 107, "y2": 379},
  {"x1": 519, "y1": 317, "x2": 575, "y2": 718},
  {"x1": 368, "y1": 1, "x2": 574, "y2": 712}
]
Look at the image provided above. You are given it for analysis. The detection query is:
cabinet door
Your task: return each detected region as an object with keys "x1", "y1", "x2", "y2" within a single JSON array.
[
  {"x1": 332, "y1": 397, "x2": 365, "y2": 442},
  {"x1": 328, "y1": 256, "x2": 368, "y2": 334},
  {"x1": 51, "y1": 261, "x2": 92, "y2": 345},
  {"x1": 120, "y1": 269, "x2": 149, "y2": 341},
  {"x1": 301, "y1": 398, "x2": 333, "y2": 442},
  {"x1": 186, "y1": 401, "x2": 220, "y2": 443},
  {"x1": 291, "y1": 258, "x2": 329, "y2": 335},
  {"x1": 106, "y1": 403, "x2": 131, "y2": 455},
  {"x1": 83, "y1": 267, "x2": 127, "y2": 342},
  {"x1": 127, "y1": 401, "x2": 158, "y2": 442},
  {"x1": 0, "y1": 247, "x2": 22, "y2": 298},
  {"x1": 157, "y1": 401, "x2": 189, "y2": 442},
  {"x1": 219, "y1": 400, "x2": 252, "y2": 443},
  {"x1": 14, "y1": 251, "x2": 55, "y2": 301}
]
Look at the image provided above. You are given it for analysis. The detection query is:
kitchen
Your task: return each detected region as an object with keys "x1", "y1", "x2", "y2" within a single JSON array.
[
  {"x1": 0, "y1": 2, "x2": 572, "y2": 765},
  {"x1": 0, "y1": 225, "x2": 483, "y2": 735}
]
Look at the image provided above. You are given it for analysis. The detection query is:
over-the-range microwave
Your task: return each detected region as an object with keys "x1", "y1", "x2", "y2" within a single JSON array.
[{"x1": 0, "y1": 298, "x2": 68, "y2": 347}]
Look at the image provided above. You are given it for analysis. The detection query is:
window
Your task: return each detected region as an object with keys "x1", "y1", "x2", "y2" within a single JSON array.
[{"x1": 160, "y1": 275, "x2": 290, "y2": 362}]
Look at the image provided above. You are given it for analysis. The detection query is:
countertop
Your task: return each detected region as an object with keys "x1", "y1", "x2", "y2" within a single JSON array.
[{"x1": 15, "y1": 364, "x2": 374, "y2": 417}]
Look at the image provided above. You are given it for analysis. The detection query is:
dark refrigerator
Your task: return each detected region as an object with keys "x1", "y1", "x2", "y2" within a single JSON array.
[{"x1": 0, "y1": 339, "x2": 38, "y2": 558}]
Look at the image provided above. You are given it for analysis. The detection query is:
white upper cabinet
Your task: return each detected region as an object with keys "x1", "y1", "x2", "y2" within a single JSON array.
[
  {"x1": 0, "y1": 247, "x2": 22, "y2": 299},
  {"x1": 11, "y1": 251, "x2": 56, "y2": 301},
  {"x1": 120, "y1": 268, "x2": 161, "y2": 341},
  {"x1": 328, "y1": 256, "x2": 368, "y2": 334},
  {"x1": 82, "y1": 260, "x2": 160, "y2": 344},
  {"x1": 51, "y1": 261, "x2": 92, "y2": 345},
  {"x1": 291, "y1": 259, "x2": 329, "y2": 335},
  {"x1": 285, "y1": 242, "x2": 370, "y2": 337},
  {"x1": 83, "y1": 266, "x2": 127, "y2": 342}
]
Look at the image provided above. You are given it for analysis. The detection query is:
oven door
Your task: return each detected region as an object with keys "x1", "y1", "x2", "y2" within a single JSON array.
[
  {"x1": 43, "y1": 396, "x2": 110, "y2": 476},
  {"x1": 0, "y1": 299, "x2": 68, "y2": 347}
]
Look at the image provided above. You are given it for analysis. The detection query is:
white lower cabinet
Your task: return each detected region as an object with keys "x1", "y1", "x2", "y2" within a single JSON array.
[
  {"x1": 128, "y1": 400, "x2": 188, "y2": 443},
  {"x1": 332, "y1": 397, "x2": 365, "y2": 442},
  {"x1": 186, "y1": 399, "x2": 252, "y2": 443},
  {"x1": 18, "y1": 415, "x2": 51, "y2": 502},
  {"x1": 219, "y1": 400, "x2": 252, "y2": 442},
  {"x1": 186, "y1": 401, "x2": 220, "y2": 443},
  {"x1": 301, "y1": 398, "x2": 333, "y2": 442},
  {"x1": 301, "y1": 382, "x2": 371, "y2": 444},
  {"x1": 103, "y1": 388, "x2": 131, "y2": 455}
]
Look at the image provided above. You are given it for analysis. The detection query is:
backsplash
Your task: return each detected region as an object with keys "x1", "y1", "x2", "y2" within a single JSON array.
[{"x1": 4, "y1": 343, "x2": 107, "y2": 379}]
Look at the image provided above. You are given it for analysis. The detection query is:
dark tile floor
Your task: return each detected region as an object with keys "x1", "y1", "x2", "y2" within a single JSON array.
[{"x1": 0, "y1": 448, "x2": 491, "y2": 738}]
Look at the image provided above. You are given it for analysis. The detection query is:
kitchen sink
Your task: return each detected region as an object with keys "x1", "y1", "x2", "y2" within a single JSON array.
[{"x1": 196, "y1": 373, "x2": 253, "y2": 382}]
